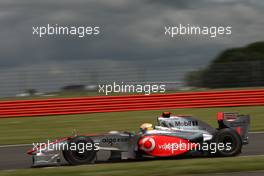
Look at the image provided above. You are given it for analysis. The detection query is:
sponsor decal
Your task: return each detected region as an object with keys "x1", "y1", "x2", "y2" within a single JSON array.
[
  {"x1": 138, "y1": 135, "x2": 232, "y2": 156},
  {"x1": 138, "y1": 135, "x2": 191, "y2": 156},
  {"x1": 174, "y1": 120, "x2": 198, "y2": 126},
  {"x1": 139, "y1": 137, "x2": 156, "y2": 152},
  {"x1": 102, "y1": 137, "x2": 129, "y2": 145}
]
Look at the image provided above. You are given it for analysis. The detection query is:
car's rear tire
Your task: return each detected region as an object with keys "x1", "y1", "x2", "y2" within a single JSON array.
[
  {"x1": 212, "y1": 128, "x2": 242, "y2": 157},
  {"x1": 63, "y1": 136, "x2": 96, "y2": 165}
]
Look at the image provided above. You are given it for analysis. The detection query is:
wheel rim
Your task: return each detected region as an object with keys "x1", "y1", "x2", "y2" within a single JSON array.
[{"x1": 219, "y1": 134, "x2": 236, "y2": 153}]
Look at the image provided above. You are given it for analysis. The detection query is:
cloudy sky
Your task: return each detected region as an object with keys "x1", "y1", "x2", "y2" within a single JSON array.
[{"x1": 0, "y1": 0, "x2": 263, "y2": 95}]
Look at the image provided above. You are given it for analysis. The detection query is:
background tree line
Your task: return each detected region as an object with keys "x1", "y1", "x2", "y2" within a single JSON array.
[{"x1": 185, "y1": 41, "x2": 264, "y2": 88}]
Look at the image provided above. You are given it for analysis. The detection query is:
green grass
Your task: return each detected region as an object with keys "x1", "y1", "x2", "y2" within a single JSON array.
[
  {"x1": 0, "y1": 106, "x2": 263, "y2": 145},
  {"x1": 0, "y1": 156, "x2": 264, "y2": 176}
]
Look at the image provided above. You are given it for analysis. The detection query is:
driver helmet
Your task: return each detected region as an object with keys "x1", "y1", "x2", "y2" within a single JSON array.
[{"x1": 140, "y1": 123, "x2": 153, "y2": 133}]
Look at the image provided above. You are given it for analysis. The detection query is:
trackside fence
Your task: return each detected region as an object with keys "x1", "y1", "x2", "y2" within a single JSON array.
[{"x1": 0, "y1": 89, "x2": 264, "y2": 118}]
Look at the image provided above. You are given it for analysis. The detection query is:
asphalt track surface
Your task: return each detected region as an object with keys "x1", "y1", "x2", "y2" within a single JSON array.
[{"x1": 0, "y1": 133, "x2": 263, "y2": 171}]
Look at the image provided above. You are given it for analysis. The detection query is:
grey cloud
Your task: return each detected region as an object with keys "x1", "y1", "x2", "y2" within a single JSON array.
[
  {"x1": 0, "y1": 0, "x2": 262, "y2": 65},
  {"x1": 0, "y1": 0, "x2": 263, "y2": 95}
]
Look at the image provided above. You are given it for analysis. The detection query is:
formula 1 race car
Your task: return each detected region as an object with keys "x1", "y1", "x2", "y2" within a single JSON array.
[{"x1": 27, "y1": 112, "x2": 250, "y2": 166}]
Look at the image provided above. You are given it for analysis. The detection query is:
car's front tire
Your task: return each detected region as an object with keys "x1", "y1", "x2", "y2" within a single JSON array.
[{"x1": 63, "y1": 136, "x2": 96, "y2": 165}]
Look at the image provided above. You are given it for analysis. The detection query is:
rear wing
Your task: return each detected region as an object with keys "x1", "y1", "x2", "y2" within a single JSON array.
[{"x1": 217, "y1": 112, "x2": 250, "y2": 144}]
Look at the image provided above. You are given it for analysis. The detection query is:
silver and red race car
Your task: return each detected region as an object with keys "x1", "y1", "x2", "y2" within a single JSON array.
[{"x1": 27, "y1": 112, "x2": 250, "y2": 166}]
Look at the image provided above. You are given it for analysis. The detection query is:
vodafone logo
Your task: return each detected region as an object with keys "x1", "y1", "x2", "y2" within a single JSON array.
[
  {"x1": 139, "y1": 137, "x2": 156, "y2": 152},
  {"x1": 138, "y1": 135, "x2": 193, "y2": 157}
]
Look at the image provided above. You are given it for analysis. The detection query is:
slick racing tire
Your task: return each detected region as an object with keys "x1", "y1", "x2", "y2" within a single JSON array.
[
  {"x1": 63, "y1": 136, "x2": 97, "y2": 165},
  {"x1": 212, "y1": 128, "x2": 242, "y2": 157}
]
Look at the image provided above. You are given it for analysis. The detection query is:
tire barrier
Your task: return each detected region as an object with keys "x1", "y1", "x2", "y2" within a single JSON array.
[{"x1": 0, "y1": 89, "x2": 264, "y2": 118}]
